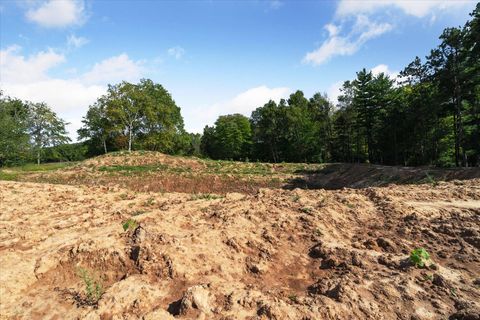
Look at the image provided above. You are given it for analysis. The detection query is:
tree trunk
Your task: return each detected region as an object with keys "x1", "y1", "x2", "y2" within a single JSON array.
[
  {"x1": 37, "y1": 150, "x2": 40, "y2": 165},
  {"x1": 128, "y1": 125, "x2": 132, "y2": 152},
  {"x1": 453, "y1": 112, "x2": 459, "y2": 167},
  {"x1": 103, "y1": 139, "x2": 108, "y2": 154}
]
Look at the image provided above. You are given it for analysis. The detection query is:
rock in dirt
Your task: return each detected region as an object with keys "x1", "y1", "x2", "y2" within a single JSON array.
[
  {"x1": 432, "y1": 274, "x2": 451, "y2": 288},
  {"x1": 308, "y1": 278, "x2": 351, "y2": 302},
  {"x1": 179, "y1": 285, "x2": 212, "y2": 315},
  {"x1": 376, "y1": 237, "x2": 396, "y2": 252},
  {"x1": 449, "y1": 308, "x2": 480, "y2": 320},
  {"x1": 308, "y1": 242, "x2": 325, "y2": 259}
]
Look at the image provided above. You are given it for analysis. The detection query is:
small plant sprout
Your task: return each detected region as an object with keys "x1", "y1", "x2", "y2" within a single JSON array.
[
  {"x1": 300, "y1": 206, "x2": 313, "y2": 214},
  {"x1": 144, "y1": 197, "x2": 155, "y2": 206},
  {"x1": 122, "y1": 218, "x2": 138, "y2": 231},
  {"x1": 189, "y1": 193, "x2": 223, "y2": 201},
  {"x1": 77, "y1": 267, "x2": 103, "y2": 305},
  {"x1": 425, "y1": 172, "x2": 438, "y2": 187},
  {"x1": 410, "y1": 248, "x2": 430, "y2": 268}
]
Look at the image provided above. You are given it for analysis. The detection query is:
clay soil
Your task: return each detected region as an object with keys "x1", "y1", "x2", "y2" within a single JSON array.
[{"x1": 0, "y1": 153, "x2": 479, "y2": 320}]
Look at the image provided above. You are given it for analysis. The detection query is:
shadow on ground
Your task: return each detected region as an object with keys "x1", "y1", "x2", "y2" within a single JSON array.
[{"x1": 283, "y1": 163, "x2": 480, "y2": 190}]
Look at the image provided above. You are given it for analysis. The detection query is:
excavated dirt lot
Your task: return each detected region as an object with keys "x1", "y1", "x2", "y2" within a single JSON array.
[{"x1": 1, "y1": 161, "x2": 479, "y2": 320}]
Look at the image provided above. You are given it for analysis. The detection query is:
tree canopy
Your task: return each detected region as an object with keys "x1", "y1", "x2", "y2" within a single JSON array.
[
  {"x1": 78, "y1": 79, "x2": 189, "y2": 155},
  {"x1": 0, "y1": 93, "x2": 70, "y2": 165}
]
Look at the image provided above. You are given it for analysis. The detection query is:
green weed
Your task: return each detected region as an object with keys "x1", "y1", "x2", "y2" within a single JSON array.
[
  {"x1": 425, "y1": 172, "x2": 438, "y2": 187},
  {"x1": 410, "y1": 248, "x2": 430, "y2": 268},
  {"x1": 300, "y1": 206, "x2": 313, "y2": 213},
  {"x1": 77, "y1": 267, "x2": 103, "y2": 305},
  {"x1": 122, "y1": 218, "x2": 138, "y2": 231},
  {"x1": 190, "y1": 193, "x2": 223, "y2": 201}
]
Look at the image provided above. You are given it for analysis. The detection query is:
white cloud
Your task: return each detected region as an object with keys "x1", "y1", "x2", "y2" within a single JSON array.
[
  {"x1": 304, "y1": 0, "x2": 474, "y2": 67},
  {"x1": 371, "y1": 64, "x2": 398, "y2": 78},
  {"x1": 82, "y1": 53, "x2": 144, "y2": 85},
  {"x1": 167, "y1": 46, "x2": 185, "y2": 60},
  {"x1": 325, "y1": 23, "x2": 339, "y2": 37},
  {"x1": 26, "y1": 0, "x2": 86, "y2": 28},
  {"x1": 184, "y1": 85, "x2": 291, "y2": 133},
  {"x1": 67, "y1": 34, "x2": 89, "y2": 49},
  {"x1": 326, "y1": 81, "x2": 344, "y2": 105},
  {"x1": 0, "y1": 46, "x2": 145, "y2": 139},
  {"x1": 2, "y1": 80, "x2": 104, "y2": 113},
  {"x1": 303, "y1": 15, "x2": 392, "y2": 66},
  {"x1": 25, "y1": 0, "x2": 86, "y2": 28},
  {"x1": 0, "y1": 45, "x2": 65, "y2": 83},
  {"x1": 336, "y1": 0, "x2": 474, "y2": 18}
]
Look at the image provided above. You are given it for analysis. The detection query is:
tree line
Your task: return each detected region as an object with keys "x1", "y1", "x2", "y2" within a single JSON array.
[
  {"x1": 201, "y1": 5, "x2": 479, "y2": 167},
  {"x1": 1, "y1": 4, "x2": 478, "y2": 167}
]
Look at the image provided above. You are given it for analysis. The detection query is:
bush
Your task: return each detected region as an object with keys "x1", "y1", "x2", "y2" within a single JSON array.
[{"x1": 410, "y1": 248, "x2": 430, "y2": 267}]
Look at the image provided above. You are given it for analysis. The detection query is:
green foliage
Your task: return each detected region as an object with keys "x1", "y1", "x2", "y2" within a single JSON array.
[
  {"x1": 424, "y1": 172, "x2": 438, "y2": 187},
  {"x1": 43, "y1": 143, "x2": 88, "y2": 162},
  {"x1": 77, "y1": 267, "x2": 103, "y2": 305},
  {"x1": 78, "y1": 79, "x2": 188, "y2": 155},
  {"x1": 189, "y1": 193, "x2": 223, "y2": 201},
  {"x1": 98, "y1": 163, "x2": 191, "y2": 175},
  {"x1": 201, "y1": 114, "x2": 252, "y2": 160},
  {"x1": 0, "y1": 162, "x2": 73, "y2": 181},
  {"x1": 300, "y1": 206, "x2": 313, "y2": 213},
  {"x1": 122, "y1": 218, "x2": 138, "y2": 231},
  {"x1": 249, "y1": 91, "x2": 332, "y2": 163},
  {"x1": 410, "y1": 248, "x2": 430, "y2": 268},
  {"x1": 29, "y1": 102, "x2": 71, "y2": 165},
  {"x1": 0, "y1": 171, "x2": 18, "y2": 181},
  {"x1": 0, "y1": 93, "x2": 31, "y2": 166}
]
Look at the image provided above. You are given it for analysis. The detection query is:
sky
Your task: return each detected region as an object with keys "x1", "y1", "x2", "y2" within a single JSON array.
[{"x1": 0, "y1": 0, "x2": 477, "y2": 139}]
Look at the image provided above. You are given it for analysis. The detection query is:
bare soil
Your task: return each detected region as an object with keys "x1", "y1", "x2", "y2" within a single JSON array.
[{"x1": 0, "y1": 153, "x2": 479, "y2": 319}]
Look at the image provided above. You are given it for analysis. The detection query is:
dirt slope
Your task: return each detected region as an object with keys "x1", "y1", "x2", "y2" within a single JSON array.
[
  {"x1": 1, "y1": 177, "x2": 479, "y2": 319},
  {"x1": 10, "y1": 151, "x2": 480, "y2": 194}
]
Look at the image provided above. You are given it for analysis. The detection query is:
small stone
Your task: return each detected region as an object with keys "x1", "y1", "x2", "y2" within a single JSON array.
[
  {"x1": 432, "y1": 274, "x2": 450, "y2": 288},
  {"x1": 179, "y1": 285, "x2": 212, "y2": 315}
]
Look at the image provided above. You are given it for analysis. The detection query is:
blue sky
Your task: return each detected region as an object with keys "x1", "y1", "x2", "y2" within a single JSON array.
[{"x1": 0, "y1": 0, "x2": 476, "y2": 138}]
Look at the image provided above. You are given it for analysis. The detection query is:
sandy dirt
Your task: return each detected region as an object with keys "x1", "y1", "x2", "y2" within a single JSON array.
[{"x1": 1, "y1": 171, "x2": 479, "y2": 319}]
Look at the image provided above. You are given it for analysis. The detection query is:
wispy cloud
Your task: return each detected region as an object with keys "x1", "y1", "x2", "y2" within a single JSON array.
[
  {"x1": 303, "y1": 15, "x2": 392, "y2": 66},
  {"x1": 269, "y1": 0, "x2": 283, "y2": 10},
  {"x1": 67, "y1": 34, "x2": 89, "y2": 49},
  {"x1": 336, "y1": 0, "x2": 475, "y2": 18},
  {"x1": 167, "y1": 46, "x2": 185, "y2": 60}
]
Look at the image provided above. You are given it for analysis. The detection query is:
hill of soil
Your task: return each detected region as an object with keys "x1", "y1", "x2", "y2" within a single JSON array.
[
  {"x1": 0, "y1": 152, "x2": 479, "y2": 319},
  {"x1": 9, "y1": 151, "x2": 480, "y2": 194}
]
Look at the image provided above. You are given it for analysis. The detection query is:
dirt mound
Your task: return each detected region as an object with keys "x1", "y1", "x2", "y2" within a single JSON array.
[
  {"x1": 79, "y1": 151, "x2": 206, "y2": 171},
  {"x1": 12, "y1": 152, "x2": 480, "y2": 196},
  {"x1": 1, "y1": 178, "x2": 479, "y2": 319}
]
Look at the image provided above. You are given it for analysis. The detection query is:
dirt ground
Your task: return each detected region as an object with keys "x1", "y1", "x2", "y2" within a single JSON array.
[{"x1": 0, "y1": 154, "x2": 479, "y2": 319}]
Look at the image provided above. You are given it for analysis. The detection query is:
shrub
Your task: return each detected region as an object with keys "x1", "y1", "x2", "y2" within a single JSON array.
[{"x1": 410, "y1": 248, "x2": 430, "y2": 267}]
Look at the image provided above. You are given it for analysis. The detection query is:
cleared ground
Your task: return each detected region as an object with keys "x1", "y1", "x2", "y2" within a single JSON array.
[{"x1": 0, "y1": 152, "x2": 479, "y2": 319}]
